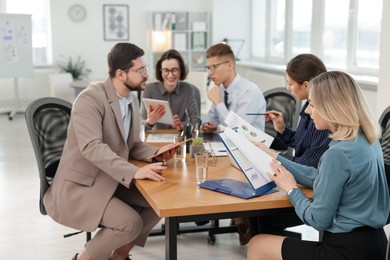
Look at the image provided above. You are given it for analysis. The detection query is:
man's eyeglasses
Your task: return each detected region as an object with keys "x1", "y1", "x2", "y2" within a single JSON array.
[
  {"x1": 126, "y1": 66, "x2": 149, "y2": 77},
  {"x1": 204, "y1": 61, "x2": 229, "y2": 72},
  {"x1": 161, "y1": 67, "x2": 181, "y2": 76}
]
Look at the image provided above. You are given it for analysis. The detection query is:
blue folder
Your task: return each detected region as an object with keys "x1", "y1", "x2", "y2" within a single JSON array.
[
  {"x1": 199, "y1": 131, "x2": 277, "y2": 199},
  {"x1": 199, "y1": 178, "x2": 276, "y2": 199}
]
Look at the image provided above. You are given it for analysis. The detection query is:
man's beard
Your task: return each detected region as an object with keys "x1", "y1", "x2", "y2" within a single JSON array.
[{"x1": 124, "y1": 79, "x2": 147, "y2": 91}]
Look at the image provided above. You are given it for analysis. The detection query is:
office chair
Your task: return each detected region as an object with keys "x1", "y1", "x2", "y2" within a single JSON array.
[
  {"x1": 379, "y1": 106, "x2": 390, "y2": 260},
  {"x1": 263, "y1": 87, "x2": 301, "y2": 153},
  {"x1": 25, "y1": 97, "x2": 93, "y2": 242},
  {"x1": 380, "y1": 105, "x2": 390, "y2": 177},
  {"x1": 379, "y1": 105, "x2": 390, "y2": 226}
]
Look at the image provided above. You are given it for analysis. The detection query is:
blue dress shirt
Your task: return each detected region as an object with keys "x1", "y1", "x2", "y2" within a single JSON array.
[{"x1": 207, "y1": 74, "x2": 266, "y2": 130}]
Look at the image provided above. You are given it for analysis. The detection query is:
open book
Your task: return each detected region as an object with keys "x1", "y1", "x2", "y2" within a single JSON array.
[
  {"x1": 199, "y1": 127, "x2": 276, "y2": 199},
  {"x1": 225, "y1": 110, "x2": 274, "y2": 147}
]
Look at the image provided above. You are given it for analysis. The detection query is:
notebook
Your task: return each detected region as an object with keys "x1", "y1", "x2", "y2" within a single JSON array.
[{"x1": 199, "y1": 128, "x2": 277, "y2": 199}]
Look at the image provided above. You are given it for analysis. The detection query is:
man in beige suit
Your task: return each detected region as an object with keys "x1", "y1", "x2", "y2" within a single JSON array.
[{"x1": 44, "y1": 43, "x2": 176, "y2": 260}]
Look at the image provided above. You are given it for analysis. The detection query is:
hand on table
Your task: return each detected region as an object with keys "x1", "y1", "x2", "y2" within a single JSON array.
[
  {"x1": 202, "y1": 121, "x2": 218, "y2": 133},
  {"x1": 134, "y1": 162, "x2": 167, "y2": 182}
]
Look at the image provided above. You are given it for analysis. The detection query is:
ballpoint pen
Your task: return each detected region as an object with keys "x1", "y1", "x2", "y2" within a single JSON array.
[{"x1": 246, "y1": 113, "x2": 266, "y2": 115}]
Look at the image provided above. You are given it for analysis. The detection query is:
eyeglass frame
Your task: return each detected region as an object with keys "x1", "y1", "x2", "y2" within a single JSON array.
[
  {"x1": 160, "y1": 67, "x2": 181, "y2": 76},
  {"x1": 124, "y1": 66, "x2": 149, "y2": 77},
  {"x1": 204, "y1": 61, "x2": 230, "y2": 73}
]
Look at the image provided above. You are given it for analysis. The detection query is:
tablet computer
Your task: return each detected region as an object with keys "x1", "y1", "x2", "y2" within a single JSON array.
[
  {"x1": 146, "y1": 138, "x2": 193, "y2": 160},
  {"x1": 142, "y1": 98, "x2": 174, "y2": 125}
]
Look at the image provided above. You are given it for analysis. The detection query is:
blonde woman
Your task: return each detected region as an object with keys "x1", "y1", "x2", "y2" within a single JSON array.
[{"x1": 248, "y1": 71, "x2": 390, "y2": 260}]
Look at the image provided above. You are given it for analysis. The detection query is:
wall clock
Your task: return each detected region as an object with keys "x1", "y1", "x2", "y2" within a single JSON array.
[{"x1": 68, "y1": 4, "x2": 87, "y2": 22}]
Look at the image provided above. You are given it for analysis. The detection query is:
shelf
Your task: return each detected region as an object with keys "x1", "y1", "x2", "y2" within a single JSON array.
[{"x1": 151, "y1": 11, "x2": 210, "y2": 71}]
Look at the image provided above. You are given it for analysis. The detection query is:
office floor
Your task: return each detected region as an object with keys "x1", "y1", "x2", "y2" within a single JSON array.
[{"x1": 0, "y1": 114, "x2": 335, "y2": 259}]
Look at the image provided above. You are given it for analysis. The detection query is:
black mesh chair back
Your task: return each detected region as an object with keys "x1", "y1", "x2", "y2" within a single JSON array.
[
  {"x1": 263, "y1": 87, "x2": 301, "y2": 136},
  {"x1": 379, "y1": 105, "x2": 390, "y2": 226},
  {"x1": 263, "y1": 88, "x2": 301, "y2": 152},
  {"x1": 380, "y1": 105, "x2": 390, "y2": 172},
  {"x1": 25, "y1": 97, "x2": 71, "y2": 215}
]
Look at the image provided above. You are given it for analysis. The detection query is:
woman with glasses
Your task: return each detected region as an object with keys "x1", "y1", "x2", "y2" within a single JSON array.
[{"x1": 140, "y1": 49, "x2": 201, "y2": 131}]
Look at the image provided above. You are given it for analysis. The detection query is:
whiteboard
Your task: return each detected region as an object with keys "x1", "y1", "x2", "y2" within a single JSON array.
[{"x1": 0, "y1": 13, "x2": 33, "y2": 78}]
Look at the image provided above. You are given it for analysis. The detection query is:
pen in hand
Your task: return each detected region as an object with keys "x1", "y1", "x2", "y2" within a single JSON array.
[
  {"x1": 246, "y1": 113, "x2": 266, "y2": 115},
  {"x1": 246, "y1": 112, "x2": 280, "y2": 116}
]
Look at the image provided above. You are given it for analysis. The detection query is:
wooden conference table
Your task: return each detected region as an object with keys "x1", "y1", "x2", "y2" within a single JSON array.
[{"x1": 132, "y1": 139, "x2": 312, "y2": 260}]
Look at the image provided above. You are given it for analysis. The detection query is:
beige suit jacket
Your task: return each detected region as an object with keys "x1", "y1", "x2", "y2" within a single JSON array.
[{"x1": 43, "y1": 77, "x2": 158, "y2": 232}]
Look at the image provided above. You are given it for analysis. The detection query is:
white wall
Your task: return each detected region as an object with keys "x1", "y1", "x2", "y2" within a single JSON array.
[
  {"x1": 50, "y1": 0, "x2": 212, "y2": 80},
  {"x1": 211, "y1": 0, "x2": 251, "y2": 59}
]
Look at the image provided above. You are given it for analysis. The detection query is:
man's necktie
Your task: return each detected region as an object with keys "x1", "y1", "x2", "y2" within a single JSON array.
[{"x1": 224, "y1": 90, "x2": 229, "y2": 109}]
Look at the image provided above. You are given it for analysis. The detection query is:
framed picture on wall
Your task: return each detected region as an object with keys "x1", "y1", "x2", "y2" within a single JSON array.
[{"x1": 103, "y1": 4, "x2": 129, "y2": 41}]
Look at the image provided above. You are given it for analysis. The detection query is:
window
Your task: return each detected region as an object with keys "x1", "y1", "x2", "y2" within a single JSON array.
[
  {"x1": 251, "y1": 0, "x2": 383, "y2": 75},
  {"x1": 323, "y1": 0, "x2": 349, "y2": 68},
  {"x1": 6, "y1": 0, "x2": 52, "y2": 66},
  {"x1": 291, "y1": 0, "x2": 312, "y2": 56},
  {"x1": 355, "y1": 0, "x2": 382, "y2": 70},
  {"x1": 269, "y1": 0, "x2": 285, "y2": 60}
]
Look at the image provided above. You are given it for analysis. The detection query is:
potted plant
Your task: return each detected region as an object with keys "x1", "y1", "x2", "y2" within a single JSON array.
[
  {"x1": 190, "y1": 137, "x2": 204, "y2": 157},
  {"x1": 57, "y1": 55, "x2": 91, "y2": 80}
]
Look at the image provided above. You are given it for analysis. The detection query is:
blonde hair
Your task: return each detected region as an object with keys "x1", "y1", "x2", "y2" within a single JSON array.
[{"x1": 309, "y1": 71, "x2": 380, "y2": 144}]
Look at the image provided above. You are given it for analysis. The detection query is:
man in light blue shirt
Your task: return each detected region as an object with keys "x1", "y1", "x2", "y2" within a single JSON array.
[
  {"x1": 202, "y1": 43, "x2": 266, "y2": 133},
  {"x1": 202, "y1": 43, "x2": 266, "y2": 245}
]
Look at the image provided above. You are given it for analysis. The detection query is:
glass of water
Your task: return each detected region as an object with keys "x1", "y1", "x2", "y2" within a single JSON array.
[
  {"x1": 174, "y1": 135, "x2": 187, "y2": 163},
  {"x1": 195, "y1": 152, "x2": 208, "y2": 184}
]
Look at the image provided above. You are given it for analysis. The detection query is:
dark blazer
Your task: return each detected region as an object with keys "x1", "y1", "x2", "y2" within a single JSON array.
[{"x1": 44, "y1": 77, "x2": 158, "y2": 232}]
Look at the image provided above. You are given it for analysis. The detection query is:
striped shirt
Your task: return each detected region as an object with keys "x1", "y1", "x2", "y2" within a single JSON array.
[{"x1": 276, "y1": 101, "x2": 331, "y2": 168}]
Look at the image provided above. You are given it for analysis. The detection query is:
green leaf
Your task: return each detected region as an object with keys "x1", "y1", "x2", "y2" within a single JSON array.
[{"x1": 57, "y1": 55, "x2": 91, "y2": 80}]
